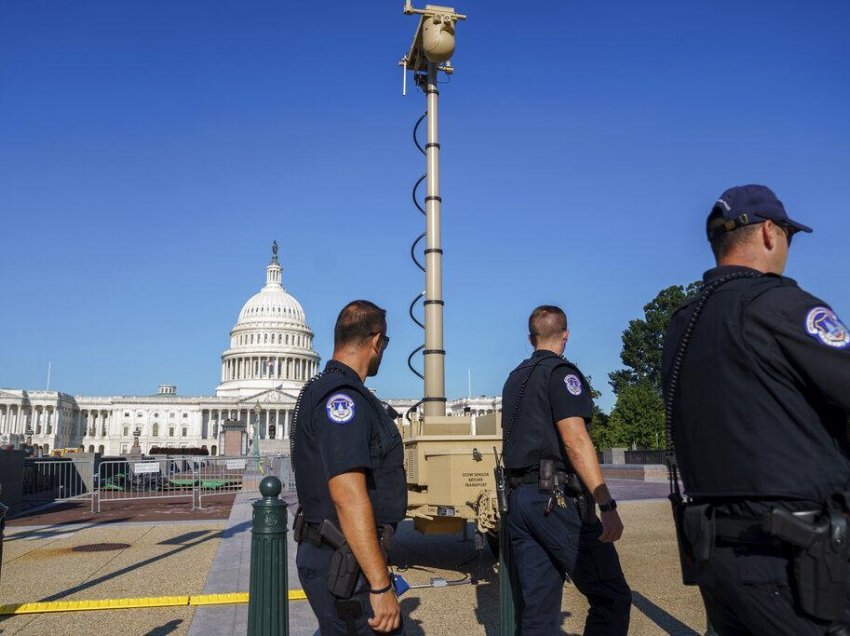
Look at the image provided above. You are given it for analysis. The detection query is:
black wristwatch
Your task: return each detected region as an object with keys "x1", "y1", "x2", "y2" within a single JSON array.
[{"x1": 599, "y1": 499, "x2": 617, "y2": 512}]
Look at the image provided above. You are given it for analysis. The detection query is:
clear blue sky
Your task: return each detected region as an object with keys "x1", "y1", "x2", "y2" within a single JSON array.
[{"x1": 1, "y1": 1, "x2": 848, "y2": 412}]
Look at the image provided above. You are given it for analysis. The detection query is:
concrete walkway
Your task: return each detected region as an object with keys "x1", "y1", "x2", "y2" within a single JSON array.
[
  {"x1": 188, "y1": 492, "x2": 318, "y2": 636},
  {"x1": 0, "y1": 479, "x2": 707, "y2": 635}
]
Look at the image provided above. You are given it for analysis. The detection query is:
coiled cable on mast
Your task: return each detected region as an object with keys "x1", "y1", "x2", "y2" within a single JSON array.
[{"x1": 406, "y1": 111, "x2": 428, "y2": 422}]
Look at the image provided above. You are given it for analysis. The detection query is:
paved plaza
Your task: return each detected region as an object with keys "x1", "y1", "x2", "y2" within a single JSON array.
[{"x1": 0, "y1": 480, "x2": 708, "y2": 635}]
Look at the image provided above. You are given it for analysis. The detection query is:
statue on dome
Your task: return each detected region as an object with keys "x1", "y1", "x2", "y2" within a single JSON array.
[{"x1": 272, "y1": 240, "x2": 279, "y2": 257}]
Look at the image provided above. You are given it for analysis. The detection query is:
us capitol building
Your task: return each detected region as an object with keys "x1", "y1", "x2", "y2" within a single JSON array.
[{"x1": 0, "y1": 244, "x2": 500, "y2": 456}]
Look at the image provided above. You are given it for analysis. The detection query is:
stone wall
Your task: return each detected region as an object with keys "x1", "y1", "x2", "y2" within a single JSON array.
[{"x1": 601, "y1": 464, "x2": 667, "y2": 482}]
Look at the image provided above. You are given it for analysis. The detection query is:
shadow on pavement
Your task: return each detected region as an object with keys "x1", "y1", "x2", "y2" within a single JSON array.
[
  {"x1": 143, "y1": 619, "x2": 184, "y2": 635},
  {"x1": 631, "y1": 591, "x2": 699, "y2": 635},
  {"x1": 37, "y1": 530, "x2": 221, "y2": 603}
]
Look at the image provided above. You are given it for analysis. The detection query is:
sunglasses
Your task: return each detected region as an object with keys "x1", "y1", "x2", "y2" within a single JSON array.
[
  {"x1": 371, "y1": 333, "x2": 390, "y2": 349},
  {"x1": 775, "y1": 221, "x2": 795, "y2": 246}
]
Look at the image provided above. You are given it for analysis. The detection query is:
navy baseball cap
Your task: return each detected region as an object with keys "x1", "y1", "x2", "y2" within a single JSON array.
[{"x1": 706, "y1": 184, "x2": 813, "y2": 241}]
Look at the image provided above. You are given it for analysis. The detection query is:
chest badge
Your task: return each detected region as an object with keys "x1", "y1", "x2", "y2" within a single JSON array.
[
  {"x1": 564, "y1": 374, "x2": 583, "y2": 396},
  {"x1": 326, "y1": 393, "x2": 356, "y2": 424},
  {"x1": 805, "y1": 306, "x2": 850, "y2": 349}
]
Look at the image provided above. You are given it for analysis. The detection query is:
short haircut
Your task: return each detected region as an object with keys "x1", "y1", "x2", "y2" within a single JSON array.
[
  {"x1": 528, "y1": 305, "x2": 567, "y2": 346},
  {"x1": 707, "y1": 207, "x2": 761, "y2": 260},
  {"x1": 334, "y1": 300, "x2": 387, "y2": 348}
]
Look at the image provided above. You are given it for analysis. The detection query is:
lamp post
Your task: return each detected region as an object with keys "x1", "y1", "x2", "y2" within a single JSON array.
[{"x1": 252, "y1": 402, "x2": 262, "y2": 471}]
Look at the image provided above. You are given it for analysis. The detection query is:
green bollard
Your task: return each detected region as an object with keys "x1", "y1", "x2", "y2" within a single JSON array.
[
  {"x1": 498, "y1": 521, "x2": 520, "y2": 635},
  {"x1": 248, "y1": 476, "x2": 288, "y2": 636}
]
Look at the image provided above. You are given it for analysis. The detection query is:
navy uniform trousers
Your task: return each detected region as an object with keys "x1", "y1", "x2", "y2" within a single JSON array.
[
  {"x1": 696, "y1": 545, "x2": 850, "y2": 635},
  {"x1": 508, "y1": 484, "x2": 631, "y2": 636},
  {"x1": 297, "y1": 542, "x2": 404, "y2": 636}
]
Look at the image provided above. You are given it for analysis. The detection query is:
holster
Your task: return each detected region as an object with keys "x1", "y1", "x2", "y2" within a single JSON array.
[
  {"x1": 562, "y1": 473, "x2": 596, "y2": 524},
  {"x1": 328, "y1": 544, "x2": 361, "y2": 598},
  {"x1": 683, "y1": 503, "x2": 715, "y2": 564},
  {"x1": 538, "y1": 459, "x2": 555, "y2": 493},
  {"x1": 766, "y1": 495, "x2": 850, "y2": 621},
  {"x1": 320, "y1": 519, "x2": 362, "y2": 599},
  {"x1": 669, "y1": 492, "x2": 698, "y2": 586}
]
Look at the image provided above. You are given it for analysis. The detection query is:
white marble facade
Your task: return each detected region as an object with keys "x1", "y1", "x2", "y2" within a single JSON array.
[
  {"x1": 0, "y1": 246, "x2": 312, "y2": 456},
  {"x1": 0, "y1": 244, "x2": 501, "y2": 456}
]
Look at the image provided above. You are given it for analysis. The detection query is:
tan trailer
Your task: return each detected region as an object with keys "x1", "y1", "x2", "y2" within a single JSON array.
[{"x1": 401, "y1": 412, "x2": 502, "y2": 541}]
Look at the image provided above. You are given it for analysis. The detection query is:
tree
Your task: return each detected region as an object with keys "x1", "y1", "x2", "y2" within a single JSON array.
[
  {"x1": 585, "y1": 376, "x2": 616, "y2": 450},
  {"x1": 606, "y1": 381, "x2": 665, "y2": 448},
  {"x1": 608, "y1": 282, "x2": 701, "y2": 395},
  {"x1": 605, "y1": 282, "x2": 701, "y2": 449}
]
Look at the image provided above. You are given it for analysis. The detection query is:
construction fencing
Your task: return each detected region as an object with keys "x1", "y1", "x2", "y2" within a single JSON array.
[{"x1": 20, "y1": 454, "x2": 294, "y2": 514}]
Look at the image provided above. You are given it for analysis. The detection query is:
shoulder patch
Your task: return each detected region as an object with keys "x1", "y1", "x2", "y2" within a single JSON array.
[
  {"x1": 564, "y1": 374, "x2": 583, "y2": 396},
  {"x1": 805, "y1": 306, "x2": 850, "y2": 349},
  {"x1": 325, "y1": 393, "x2": 356, "y2": 424}
]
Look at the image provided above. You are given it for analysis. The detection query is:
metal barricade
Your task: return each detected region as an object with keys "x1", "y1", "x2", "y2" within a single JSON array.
[
  {"x1": 22, "y1": 458, "x2": 96, "y2": 512},
  {"x1": 95, "y1": 457, "x2": 198, "y2": 512},
  {"x1": 93, "y1": 454, "x2": 294, "y2": 512},
  {"x1": 276, "y1": 454, "x2": 296, "y2": 493},
  {"x1": 243, "y1": 455, "x2": 295, "y2": 493},
  {"x1": 195, "y1": 456, "x2": 248, "y2": 508}
]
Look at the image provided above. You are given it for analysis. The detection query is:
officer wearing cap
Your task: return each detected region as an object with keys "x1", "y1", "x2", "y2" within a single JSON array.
[
  {"x1": 662, "y1": 185, "x2": 850, "y2": 634},
  {"x1": 501, "y1": 305, "x2": 631, "y2": 635},
  {"x1": 292, "y1": 300, "x2": 406, "y2": 635}
]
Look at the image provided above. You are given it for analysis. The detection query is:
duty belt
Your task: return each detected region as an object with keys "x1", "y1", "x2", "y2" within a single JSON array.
[
  {"x1": 507, "y1": 468, "x2": 572, "y2": 488},
  {"x1": 715, "y1": 510, "x2": 819, "y2": 546},
  {"x1": 300, "y1": 522, "x2": 388, "y2": 549}
]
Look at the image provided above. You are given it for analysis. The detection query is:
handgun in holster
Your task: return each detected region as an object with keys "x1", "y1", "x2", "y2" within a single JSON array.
[
  {"x1": 763, "y1": 499, "x2": 850, "y2": 621},
  {"x1": 321, "y1": 519, "x2": 362, "y2": 599},
  {"x1": 563, "y1": 472, "x2": 596, "y2": 525}
]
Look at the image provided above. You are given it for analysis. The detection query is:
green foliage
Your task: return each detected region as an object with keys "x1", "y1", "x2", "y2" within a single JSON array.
[
  {"x1": 608, "y1": 282, "x2": 701, "y2": 395},
  {"x1": 607, "y1": 381, "x2": 665, "y2": 448},
  {"x1": 603, "y1": 282, "x2": 701, "y2": 450},
  {"x1": 585, "y1": 376, "x2": 615, "y2": 449}
]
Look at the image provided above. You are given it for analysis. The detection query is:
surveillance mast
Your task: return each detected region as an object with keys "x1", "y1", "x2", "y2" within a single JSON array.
[{"x1": 400, "y1": 2, "x2": 466, "y2": 418}]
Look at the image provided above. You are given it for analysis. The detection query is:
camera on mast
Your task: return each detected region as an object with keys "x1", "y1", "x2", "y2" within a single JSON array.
[{"x1": 401, "y1": 2, "x2": 466, "y2": 77}]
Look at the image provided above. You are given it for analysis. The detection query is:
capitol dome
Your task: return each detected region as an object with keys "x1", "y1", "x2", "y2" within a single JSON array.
[{"x1": 215, "y1": 243, "x2": 320, "y2": 398}]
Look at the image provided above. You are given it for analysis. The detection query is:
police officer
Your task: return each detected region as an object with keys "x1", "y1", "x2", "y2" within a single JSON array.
[
  {"x1": 662, "y1": 185, "x2": 850, "y2": 634},
  {"x1": 502, "y1": 305, "x2": 631, "y2": 635},
  {"x1": 292, "y1": 300, "x2": 407, "y2": 635}
]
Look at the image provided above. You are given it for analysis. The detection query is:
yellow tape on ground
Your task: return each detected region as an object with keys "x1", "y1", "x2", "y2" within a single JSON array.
[
  {"x1": 0, "y1": 591, "x2": 307, "y2": 615},
  {"x1": 189, "y1": 592, "x2": 249, "y2": 606}
]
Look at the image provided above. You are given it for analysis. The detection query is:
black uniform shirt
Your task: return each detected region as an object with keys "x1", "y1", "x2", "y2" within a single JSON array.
[
  {"x1": 663, "y1": 265, "x2": 850, "y2": 504},
  {"x1": 548, "y1": 360, "x2": 594, "y2": 424},
  {"x1": 293, "y1": 360, "x2": 406, "y2": 524},
  {"x1": 502, "y1": 350, "x2": 594, "y2": 471}
]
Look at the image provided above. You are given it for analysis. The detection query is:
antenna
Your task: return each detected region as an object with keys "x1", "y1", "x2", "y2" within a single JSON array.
[{"x1": 401, "y1": 3, "x2": 466, "y2": 419}]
